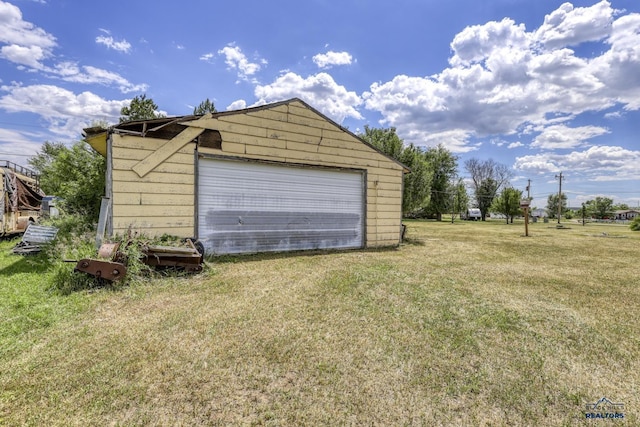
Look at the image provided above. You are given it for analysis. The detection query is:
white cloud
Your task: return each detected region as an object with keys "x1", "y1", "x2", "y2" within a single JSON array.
[
  {"x1": 531, "y1": 124, "x2": 609, "y2": 149},
  {"x1": 218, "y1": 44, "x2": 265, "y2": 81},
  {"x1": 0, "y1": 84, "x2": 127, "y2": 137},
  {"x1": 363, "y1": 1, "x2": 640, "y2": 154},
  {"x1": 0, "y1": 44, "x2": 46, "y2": 68},
  {"x1": 514, "y1": 145, "x2": 640, "y2": 181},
  {"x1": 0, "y1": 3, "x2": 144, "y2": 93},
  {"x1": 312, "y1": 51, "x2": 353, "y2": 69},
  {"x1": 253, "y1": 72, "x2": 362, "y2": 123},
  {"x1": 199, "y1": 52, "x2": 214, "y2": 62},
  {"x1": 508, "y1": 141, "x2": 524, "y2": 149},
  {"x1": 0, "y1": 1, "x2": 56, "y2": 48},
  {"x1": 0, "y1": 127, "x2": 47, "y2": 164},
  {"x1": 591, "y1": 13, "x2": 640, "y2": 110},
  {"x1": 449, "y1": 18, "x2": 530, "y2": 67},
  {"x1": 95, "y1": 35, "x2": 131, "y2": 53},
  {"x1": 0, "y1": 0, "x2": 56, "y2": 68},
  {"x1": 56, "y1": 65, "x2": 147, "y2": 93},
  {"x1": 226, "y1": 99, "x2": 247, "y2": 111},
  {"x1": 534, "y1": 0, "x2": 614, "y2": 49}
]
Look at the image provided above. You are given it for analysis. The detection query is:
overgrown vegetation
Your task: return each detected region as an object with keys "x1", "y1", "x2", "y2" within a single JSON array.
[
  {"x1": 28, "y1": 140, "x2": 106, "y2": 222},
  {"x1": 1, "y1": 219, "x2": 638, "y2": 425},
  {"x1": 631, "y1": 215, "x2": 640, "y2": 231}
]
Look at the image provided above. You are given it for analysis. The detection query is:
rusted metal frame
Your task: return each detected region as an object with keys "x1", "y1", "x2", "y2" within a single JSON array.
[{"x1": 74, "y1": 259, "x2": 127, "y2": 281}]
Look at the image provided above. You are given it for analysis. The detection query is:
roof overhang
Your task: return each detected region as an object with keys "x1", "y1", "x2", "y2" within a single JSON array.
[{"x1": 84, "y1": 131, "x2": 108, "y2": 157}]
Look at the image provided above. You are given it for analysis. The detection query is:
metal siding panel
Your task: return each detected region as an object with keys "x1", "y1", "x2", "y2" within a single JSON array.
[{"x1": 198, "y1": 158, "x2": 364, "y2": 255}]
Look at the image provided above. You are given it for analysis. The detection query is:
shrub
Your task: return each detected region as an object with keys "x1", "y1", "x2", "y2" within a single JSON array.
[{"x1": 631, "y1": 216, "x2": 640, "y2": 231}]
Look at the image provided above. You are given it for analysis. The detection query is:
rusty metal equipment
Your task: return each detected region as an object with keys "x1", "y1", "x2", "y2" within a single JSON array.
[
  {"x1": 73, "y1": 239, "x2": 203, "y2": 281},
  {"x1": 74, "y1": 258, "x2": 127, "y2": 281},
  {"x1": 141, "y1": 239, "x2": 203, "y2": 273},
  {"x1": 74, "y1": 241, "x2": 127, "y2": 281}
]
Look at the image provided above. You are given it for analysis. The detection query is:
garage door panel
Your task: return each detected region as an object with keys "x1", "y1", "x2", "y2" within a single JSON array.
[{"x1": 198, "y1": 158, "x2": 364, "y2": 255}]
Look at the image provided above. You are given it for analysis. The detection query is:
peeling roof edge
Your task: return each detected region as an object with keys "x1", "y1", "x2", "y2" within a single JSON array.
[{"x1": 82, "y1": 98, "x2": 411, "y2": 173}]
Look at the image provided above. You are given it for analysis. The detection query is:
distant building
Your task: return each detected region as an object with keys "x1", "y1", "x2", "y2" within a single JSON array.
[{"x1": 613, "y1": 210, "x2": 640, "y2": 220}]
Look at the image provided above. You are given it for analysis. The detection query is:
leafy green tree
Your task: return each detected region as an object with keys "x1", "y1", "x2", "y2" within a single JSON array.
[
  {"x1": 630, "y1": 216, "x2": 640, "y2": 231},
  {"x1": 399, "y1": 144, "x2": 433, "y2": 214},
  {"x1": 449, "y1": 178, "x2": 469, "y2": 221},
  {"x1": 423, "y1": 144, "x2": 458, "y2": 221},
  {"x1": 464, "y1": 158, "x2": 512, "y2": 221},
  {"x1": 29, "y1": 140, "x2": 105, "y2": 221},
  {"x1": 193, "y1": 98, "x2": 217, "y2": 115},
  {"x1": 360, "y1": 126, "x2": 404, "y2": 159},
  {"x1": 119, "y1": 94, "x2": 164, "y2": 122},
  {"x1": 475, "y1": 178, "x2": 498, "y2": 220},
  {"x1": 491, "y1": 187, "x2": 523, "y2": 224},
  {"x1": 359, "y1": 126, "x2": 432, "y2": 215},
  {"x1": 27, "y1": 141, "x2": 66, "y2": 173},
  {"x1": 546, "y1": 193, "x2": 568, "y2": 219},
  {"x1": 584, "y1": 197, "x2": 614, "y2": 219}
]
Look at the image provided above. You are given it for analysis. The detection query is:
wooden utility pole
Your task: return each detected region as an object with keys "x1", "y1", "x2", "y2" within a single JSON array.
[
  {"x1": 555, "y1": 172, "x2": 563, "y2": 224},
  {"x1": 451, "y1": 192, "x2": 455, "y2": 224},
  {"x1": 521, "y1": 198, "x2": 530, "y2": 237}
]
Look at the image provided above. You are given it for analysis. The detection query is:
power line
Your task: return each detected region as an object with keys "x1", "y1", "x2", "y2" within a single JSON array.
[{"x1": 0, "y1": 153, "x2": 36, "y2": 157}]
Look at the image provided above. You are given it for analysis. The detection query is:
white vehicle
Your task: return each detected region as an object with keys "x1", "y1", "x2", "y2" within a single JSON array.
[{"x1": 464, "y1": 208, "x2": 482, "y2": 221}]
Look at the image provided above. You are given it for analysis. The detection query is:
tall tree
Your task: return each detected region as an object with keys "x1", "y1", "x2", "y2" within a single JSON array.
[
  {"x1": 423, "y1": 144, "x2": 458, "y2": 221},
  {"x1": 546, "y1": 193, "x2": 568, "y2": 219},
  {"x1": 193, "y1": 98, "x2": 217, "y2": 115},
  {"x1": 29, "y1": 140, "x2": 106, "y2": 221},
  {"x1": 359, "y1": 126, "x2": 432, "y2": 215},
  {"x1": 464, "y1": 158, "x2": 512, "y2": 221},
  {"x1": 119, "y1": 94, "x2": 164, "y2": 122},
  {"x1": 585, "y1": 197, "x2": 614, "y2": 219},
  {"x1": 360, "y1": 126, "x2": 403, "y2": 159},
  {"x1": 449, "y1": 178, "x2": 469, "y2": 221},
  {"x1": 491, "y1": 187, "x2": 523, "y2": 224},
  {"x1": 399, "y1": 144, "x2": 433, "y2": 214}
]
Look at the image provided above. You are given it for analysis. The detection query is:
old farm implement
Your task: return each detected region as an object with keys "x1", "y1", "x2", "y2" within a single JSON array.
[{"x1": 74, "y1": 239, "x2": 203, "y2": 282}]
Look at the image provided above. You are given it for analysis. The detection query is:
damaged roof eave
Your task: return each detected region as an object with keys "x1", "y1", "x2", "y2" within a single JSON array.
[{"x1": 84, "y1": 131, "x2": 108, "y2": 157}]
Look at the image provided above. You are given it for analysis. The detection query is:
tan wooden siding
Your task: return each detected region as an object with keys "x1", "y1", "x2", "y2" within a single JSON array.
[{"x1": 111, "y1": 134, "x2": 195, "y2": 237}]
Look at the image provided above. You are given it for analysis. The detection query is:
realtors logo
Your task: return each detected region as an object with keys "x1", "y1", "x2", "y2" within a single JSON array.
[{"x1": 585, "y1": 397, "x2": 625, "y2": 419}]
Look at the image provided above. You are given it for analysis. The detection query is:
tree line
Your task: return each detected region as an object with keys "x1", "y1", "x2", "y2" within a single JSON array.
[{"x1": 358, "y1": 126, "x2": 525, "y2": 222}]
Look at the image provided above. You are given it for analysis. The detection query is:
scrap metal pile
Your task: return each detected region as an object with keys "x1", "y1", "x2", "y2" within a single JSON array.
[{"x1": 74, "y1": 238, "x2": 204, "y2": 281}]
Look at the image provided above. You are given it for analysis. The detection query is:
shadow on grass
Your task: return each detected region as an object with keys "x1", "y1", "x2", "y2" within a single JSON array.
[
  {"x1": 208, "y1": 245, "x2": 402, "y2": 264},
  {"x1": 402, "y1": 237, "x2": 426, "y2": 246},
  {"x1": 0, "y1": 252, "x2": 52, "y2": 276}
]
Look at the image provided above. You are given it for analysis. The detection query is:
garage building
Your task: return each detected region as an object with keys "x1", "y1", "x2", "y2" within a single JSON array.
[{"x1": 85, "y1": 98, "x2": 408, "y2": 255}]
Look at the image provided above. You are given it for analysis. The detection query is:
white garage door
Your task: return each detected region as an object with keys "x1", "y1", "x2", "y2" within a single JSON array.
[{"x1": 197, "y1": 157, "x2": 365, "y2": 255}]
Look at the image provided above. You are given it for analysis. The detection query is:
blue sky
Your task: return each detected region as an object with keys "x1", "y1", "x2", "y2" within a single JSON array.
[{"x1": 1, "y1": 0, "x2": 639, "y2": 209}]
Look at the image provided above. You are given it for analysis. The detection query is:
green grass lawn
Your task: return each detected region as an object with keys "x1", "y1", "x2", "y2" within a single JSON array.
[{"x1": 1, "y1": 220, "x2": 638, "y2": 426}]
